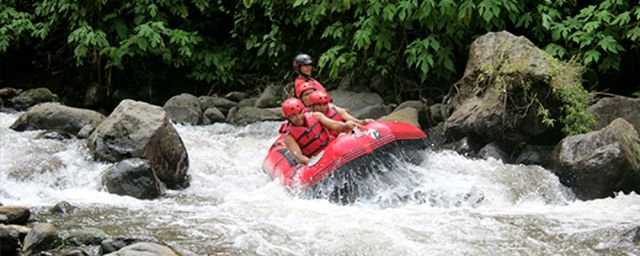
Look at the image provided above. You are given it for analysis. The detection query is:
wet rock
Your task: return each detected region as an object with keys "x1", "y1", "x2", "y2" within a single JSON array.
[
  {"x1": 588, "y1": 95, "x2": 640, "y2": 132},
  {"x1": 0, "y1": 87, "x2": 20, "y2": 99},
  {"x1": 163, "y1": 93, "x2": 202, "y2": 125},
  {"x1": 102, "y1": 158, "x2": 164, "y2": 199},
  {"x1": 352, "y1": 104, "x2": 392, "y2": 120},
  {"x1": 202, "y1": 107, "x2": 225, "y2": 125},
  {"x1": 103, "y1": 242, "x2": 181, "y2": 256},
  {"x1": 22, "y1": 223, "x2": 63, "y2": 255},
  {"x1": 552, "y1": 118, "x2": 640, "y2": 200},
  {"x1": 227, "y1": 106, "x2": 281, "y2": 125},
  {"x1": 477, "y1": 142, "x2": 509, "y2": 162},
  {"x1": 394, "y1": 100, "x2": 429, "y2": 128},
  {"x1": 9, "y1": 102, "x2": 105, "y2": 137},
  {"x1": 426, "y1": 122, "x2": 451, "y2": 147},
  {"x1": 236, "y1": 98, "x2": 256, "y2": 108},
  {"x1": 224, "y1": 91, "x2": 248, "y2": 102},
  {"x1": 428, "y1": 103, "x2": 452, "y2": 124},
  {"x1": 63, "y1": 228, "x2": 109, "y2": 246},
  {"x1": 88, "y1": 99, "x2": 190, "y2": 189},
  {"x1": 329, "y1": 89, "x2": 384, "y2": 113},
  {"x1": 101, "y1": 236, "x2": 163, "y2": 254},
  {"x1": 0, "y1": 206, "x2": 30, "y2": 225},
  {"x1": 445, "y1": 31, "x2": 582, "y2": 144},
  {"x1": 255, "y1": 85, "x2": 285, "y2": 108},
  {"x1": 0, "y1": 225, "x2": 21, "y2": 256},
  {"x1": 198, "y1": 96, "x2": 237, "y2": 114},
  {"x1": 514, "y1": 145, "x2": 554, "y2": 167},
  {"x1": 379, "y1": 107, "x2": 421, "y2": 128},
  {"x1": 10, "y1": 88, "x2": 59, "y2": 110},
  {"x1": 50, "y1": 201, "x2": 76, "y2": 215}
]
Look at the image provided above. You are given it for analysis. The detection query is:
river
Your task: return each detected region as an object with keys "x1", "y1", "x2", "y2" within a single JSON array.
[{"x1": 1, "y1": 112, "x2": 639, "y2": 255}]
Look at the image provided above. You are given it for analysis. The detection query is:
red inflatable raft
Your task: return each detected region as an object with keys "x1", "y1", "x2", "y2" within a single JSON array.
[{"x1": 262, "y1": 120, "x2": 429, "y2": 200}]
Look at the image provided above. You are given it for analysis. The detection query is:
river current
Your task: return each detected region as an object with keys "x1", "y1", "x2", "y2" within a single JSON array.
[{"x1": 1, "y1": 112, "x2": 639, "y2": 255}]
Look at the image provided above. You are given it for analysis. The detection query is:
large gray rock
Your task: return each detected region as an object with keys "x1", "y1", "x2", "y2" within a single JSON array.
[
  {"x1": 104, "y1": 242, "x2": 181, "y2": 256},
  {"x1": 198, "y1": 96, "x2": 237, "y2": 113},
  {"x1": 22, "y1": 223, "x2": 62, "y2": 255},
  {"x1": 352, "y1": 104, "x2": 392, "y2": 120},
  {"x1": 88, "y1": 100, "x2": 190, "y2": 189},
  {"x1": 163, "y1": 93, "x2": 202, "y2": 125},
  {"x1": 552, "y1": 118, "x2": 640, "y2": 200},
  {"x1": 255, "y1": 85, "x2": 285, "y2": 108},
  {"x1": 328, "y1": 89, "x2": 384, "y2": 112},
  {"x1": 588, "y1": 95, "x2": 640, "y2": 132},
  {"x1": 0, "y1": 225, "x2": 21, "y2": 256},
  {"x1": 10, "y1": 103, "x2": 105, "y2": 137},
  {"x1": 9, "y1": 88, "x2": 59, "y2": 110},
  {"x1": 102, "y1": 158, "x2": 164, "y2": 199},
  {"x1": 202, "y1": 107, "x2": 225, "y2": 125},
  {"x1": 379, "y1": 107, "x2": 421, "y2": 128},
  {"x1": 227, "y1": 106, "x2": 281, "y2": 125},
  {"x1": 0, "y1": 206, "x2": 30, "y2": 225},
  {"x1": 445, "y1": 31, "x2": 586, "y2": 144}
]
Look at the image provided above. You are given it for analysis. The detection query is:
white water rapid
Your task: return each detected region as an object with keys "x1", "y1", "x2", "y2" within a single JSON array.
[{"x1": 1, "y1": 112, "x2": 639, "y2": 255}]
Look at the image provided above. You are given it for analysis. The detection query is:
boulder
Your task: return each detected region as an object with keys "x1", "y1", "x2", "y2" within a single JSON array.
[
  {"x1": 22, "y1": 223, "x2": 62, "y2": 255},
  {"x1": 0, "y1": 206, "x2": 30, "y2": 225},
  {"x1": 9, "y1": 88, "x2": 59, "y2": 110},
  {"x1": 255, "y1": 85, "x2": 285, "y2": 108},
  {"x1": 88, "y1": 100, "x2": 190, "y2": 189},
  {"x1": 477, "y1": 142, "x2": 509, "y2": 162},
  {"x1": 63, "y1": 228, "x2": 109, "y2": 246},
  {"x1": 588, "y1": 95, "x2": 640, "y2": 132},
  {"x1": 227, "y1": 106, "x2": 281, "y2": 125},
  {"x1": 394, "y1": 100, "x2": 429, "y2": 128},
  {"x1": 514, "y1": 145, "x2": 554, "y2": 167},
  {"x1": 552, "y1": 118, "x2": 640, "y2": 200},
  {"x1": 202, "y1": 107, "x2": 226, "y2": 125},
  {"x1": 198, "y1": 96, "x2": 237, "y2": 113},
  {"x1": 102, "y1": 158, "x2": 164, "y2": 199},
  {"x1": 163, "y1": 93, "x2": 202, "y2": 125},
  {"x1": 0, "y1": 225, "x2": 20, "y2": 256},
  {"x1": 10, "y1": 103, "x2": 105, "y2": 138},
  {"x1": 101, "y1": 236, "x2": 164, "y2": 254},
  {"x1": 103, "y1": 242, "x2": 181, "y2": 256},
  {"x1": 224, "y1": 91, "x2": 248, "y2": 102},
  {"x1": 445, "y1": 31, "x2": 586, "y2": 144},
  {"x1": 379, "y1": 107, "x2": 421, "y2": 128},
  {"x1": 352, "y1": 104, "x2": 392, "y2": 120},
  {"x1": 328, "y1": 89, "x2": 384, "y2": 113}
]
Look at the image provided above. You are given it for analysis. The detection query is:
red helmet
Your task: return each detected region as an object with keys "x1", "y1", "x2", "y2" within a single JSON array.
[
  {"x1": 295, "y1": 82, "x2": 317, "y2": 98},
  {"x1": 281, "y1": 98, "x2": 305, "y2": 118},
  {"x1": 308, "y1": 90, "x2": 330, "y2": 105}
]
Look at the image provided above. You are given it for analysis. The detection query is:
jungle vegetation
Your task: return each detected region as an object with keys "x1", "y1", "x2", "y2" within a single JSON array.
[{"x1": 1, "y1": 0, "x2": 639, "y2": 106}]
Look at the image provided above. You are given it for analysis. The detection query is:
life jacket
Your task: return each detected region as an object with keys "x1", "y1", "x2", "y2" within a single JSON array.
[
  {"x1": 295, "y1": 75, "x2": 326, "y2": 93},
  {"x1": 285, "y1": 113, "x2": 331, "y2": 157},
  {"x1": 325, "y1": 106, "x2": 344, "y2": 137}
]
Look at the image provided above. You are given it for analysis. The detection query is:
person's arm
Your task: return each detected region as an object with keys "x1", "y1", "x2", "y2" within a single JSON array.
[
  {"x1": 333, "y1": 106, "x2": 372, "y2": 125},
  {"x1": 312, "y1": 112, "x2": 359, "y2": 132},
  {"x1": 283, "y1": 134, "x2": 310, "y2": 165}
]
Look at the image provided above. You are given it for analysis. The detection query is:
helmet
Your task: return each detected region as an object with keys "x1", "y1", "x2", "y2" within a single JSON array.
[
  {"x1": 308, "y1": 90, "x2": 330, "y2": 105},
  {"x1": 292, "y1": 53, "x2": 313, "y2": 71},
  {"x1": 281, "y1": 98, "x2": 305, "y2": 118},
  {"x1": 295, "y1": 82, "x2": 317, "y2": 98}
]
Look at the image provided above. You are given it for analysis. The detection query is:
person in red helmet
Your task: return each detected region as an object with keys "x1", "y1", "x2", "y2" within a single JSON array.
[
  {"x1": 308, "y1": 90, "x2": 371, "y2": 137},
  {"x1": 280, "y1": 98, "x2": 359, "y2": 165},
  {"x1": 292, "y1": 53, "x2": 326, "y2": 96},
  {"x1": 296, "y1": 82, "x2": 321, "y2": 107}
]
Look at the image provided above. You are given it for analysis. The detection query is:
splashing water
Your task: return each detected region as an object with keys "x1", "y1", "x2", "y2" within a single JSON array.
[{"x1": 1, "y1": 112, "x2": 639, "y2": 255}]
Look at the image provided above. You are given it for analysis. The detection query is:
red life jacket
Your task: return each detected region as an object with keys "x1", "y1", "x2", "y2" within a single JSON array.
[
  {"x1": 325, "y1": 106, "x2": 344, "y2": 137},
  {"x1": 295, "y1": 76, "x2": 327, "y2": 93},
  {"x1": 285, "y1": 113, "x2": 331, "y2": 157}
]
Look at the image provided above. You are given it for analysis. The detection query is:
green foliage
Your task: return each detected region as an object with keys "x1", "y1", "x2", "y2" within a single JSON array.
[
  {"x1": 553, "y1": 83, "x2": 596, "y2": 135},
  {"x1": 0, "y1": 0, "x2": 638, "y2": 102}
]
